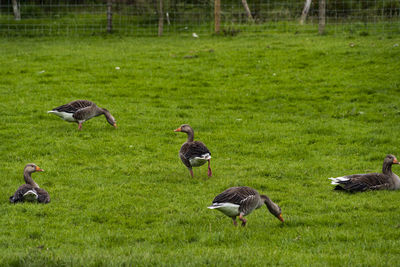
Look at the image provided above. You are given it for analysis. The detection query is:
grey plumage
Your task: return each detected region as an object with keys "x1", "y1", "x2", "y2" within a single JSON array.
[
  {"x1": 329, "y1": 154, "x2": 400, "y2": 192},
  {"x1": 48, "y1": 100, "x2": 117, "y2": 130},
  {"x1": 208, "y1": 186, "x2": 284, "y2": 226},
  {"x1": 174, "y1": 124, "x2": 212, "y2": 177},
  {"x1": 10, "y1": 163, "x2": 50, "y2": 204}
]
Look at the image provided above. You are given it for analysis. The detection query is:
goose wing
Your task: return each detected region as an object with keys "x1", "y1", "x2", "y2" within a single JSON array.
[
  {"x1": 36, "y1": 188, "x2": 51, "y2": 203},
  {"x1": 51, "y1": 100, "x2": 94, "y2": 113},
  {"x1": 213, "y1": 186, "x2": 258, "y2": 205},
  {"x1": 336, "y1": 173, "x2": 390, "y2": 191},
  {"x1": 9, "y1": 184, "x2": 34, "y2": 203},
  {"x1": 181, "y1": 141, "x2": 211, "y2": 160}
]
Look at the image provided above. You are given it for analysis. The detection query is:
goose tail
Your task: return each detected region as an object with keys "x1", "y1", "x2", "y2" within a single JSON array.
[
  {"x1": 207, "y1": 203, "x2": 222, "y2": 209},
  {"x1": 329, "y1": 176, "x2": 349, "y2": 185}
]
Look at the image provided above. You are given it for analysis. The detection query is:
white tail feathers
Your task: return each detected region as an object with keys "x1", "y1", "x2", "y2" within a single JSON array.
[
  {"x1": 23, "y1": 190, "x2": 38, "y2": 202},
  {"x1": 208, "y1": 202, "x2": 240, "y2": 217},
  {"x1": 329, "y1": 177, "x2": 349, "y2": 185}
]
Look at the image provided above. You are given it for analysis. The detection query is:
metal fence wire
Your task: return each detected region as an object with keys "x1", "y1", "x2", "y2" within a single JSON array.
[{"x1": 0, "y1": 0, "x2": 399, "y2": 36}]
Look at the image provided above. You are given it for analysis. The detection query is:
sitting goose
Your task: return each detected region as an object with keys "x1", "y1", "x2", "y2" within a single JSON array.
[
  {"x1": 208, "y1": 186, "x2": 284, "y2": 226},
  {"x1": 329, "y1": 154, "x2": 400, "y2": 192},
  {"x1": 10, "y1": 163, "x2": 50, "y2": 204},
  {"x1": 174, "y1": 124, "x2": 212, "y2": 177},
  {"x1": 48, "y1": 100, "x2": 117, "y2": 130}
]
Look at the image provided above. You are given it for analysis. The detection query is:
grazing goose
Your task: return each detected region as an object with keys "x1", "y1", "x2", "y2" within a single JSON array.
[
  {"x1": 10, "y1": 163, "x2": 50, "y2": 204},
  {"x1": 329, "y1": 154, "x2": 400, "y2": 192},
  {"x1": 48, "y1": 100, "x2": 117, "y2": 130},
  {"x1": 174, "y1": 124, "x2": 212, "y2": 177},
  {"x1": 208, "y1": 186, "x2": 284, "y2": 226}
]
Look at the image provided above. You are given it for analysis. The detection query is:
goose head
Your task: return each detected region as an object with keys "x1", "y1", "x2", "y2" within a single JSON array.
[
  {"x1": 261, "y1": 195, "x2": 284, "y2": 222},
  {"x1": 385, "y1": 154, "x2": 400, "y2": 165},
  {"x1": 24, "y1": 163, "x2": 44, "y2": 173},
  {"x1": 174, "y1": 124, "x2": 193, "y2": 134}
]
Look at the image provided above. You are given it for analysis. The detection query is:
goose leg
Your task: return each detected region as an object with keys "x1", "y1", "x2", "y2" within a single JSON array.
[
  {"x1": 189, "y1": 168, "x2": 194, "y2": 178},
  {"x1": 239, "y1": 213, "x2": 247, "y2": 227},
  {"x1": 78, "y1": 122, "x2": 83, "y2": 130},
  {"x1": 207, "y1": 160, "x2": 212, "y2": 177},
  {"x1": 232, "y1": 217, "x2": 237, "y2": 226}
]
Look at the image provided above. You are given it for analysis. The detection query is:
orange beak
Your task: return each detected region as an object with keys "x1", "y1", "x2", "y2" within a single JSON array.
[
  {"x1": 278, "y1": 214, "x2": 284, "y2": 222},
  {"x1": 113, "y1": 123, "x2": 117, "y2": 128},
  {"x1": 394, "y1": 158, "x2": 399, "y2": 164},
  {"x1": 35, "y1": 166, "x2": 44, "y2": 172},
  {"x1": 174, "y1": 127, "x2": 181, "y2": 132}
]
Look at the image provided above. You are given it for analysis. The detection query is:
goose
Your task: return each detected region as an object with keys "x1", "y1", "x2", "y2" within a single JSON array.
[
  {"x1": 174, "y1": 124, "x2": 212, "y2": 177},
  {"x1": 208, "y1": 186, "x2": 284, "y2": 226},
  {"x1": 329, "y1": 154, "x2": 400, "y2": 192},
  {"x1": 48, "y1": 100, "x2": 117, "y2": 130},
  {"x1": 10, "y1": 163, "x2": 50, "y2": 204}
]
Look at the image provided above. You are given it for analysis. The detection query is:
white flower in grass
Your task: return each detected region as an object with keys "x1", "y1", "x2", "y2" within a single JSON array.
[{"x1": 115, "y1": 67, "x2": 120, "y2": 70}]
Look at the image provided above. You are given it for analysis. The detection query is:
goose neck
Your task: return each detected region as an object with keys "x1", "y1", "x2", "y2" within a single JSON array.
[
  {"x1": 382, "y1": 162, "x2": 393, "y2": 175},
  {"x1": 186, "y1": 130, "x2": 194, "y2": 142},
  {"x1": 260, "y1": 195, "x2": 272, "y2": 208},
  {"x1": 23, "y1": 170, "x2": 39, "y2": 188}
]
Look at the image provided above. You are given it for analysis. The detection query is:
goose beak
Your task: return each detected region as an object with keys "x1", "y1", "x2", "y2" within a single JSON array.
[
  {"x1": 174, "y1": 127, "x2": 181, "y2": 132},
  {"x1": 35, "y1": 166, "x2": 44, "y2": 172},
  {"x1": 113, "y1": 123, "x2": 117, "y2": 128},
  {"x1": 394, "y1": 158, "x2": 399, "y2": 164},
  {"x1": 278, "y1": 214, "x2": 284, "y2": 222}
]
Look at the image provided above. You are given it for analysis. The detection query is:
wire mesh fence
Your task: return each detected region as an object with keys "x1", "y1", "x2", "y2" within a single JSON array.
[{"x1": 0, "y1": 0, "x2": 399, "y2": 36}]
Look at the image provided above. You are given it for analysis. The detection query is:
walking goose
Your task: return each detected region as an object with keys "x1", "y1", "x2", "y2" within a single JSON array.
[
  {"x1": 208, "y1": 186, "x2": 284, "y2": 226},
  {"x1": 48, "y1": 100, "x2": 117, "y2": 130},
  {"x1": 329, "y1": 154, "x2": 400, "y2": 192},
  {"x1": 10, "y1": 163, "x2": 50, "y2": 204},
  {"x1": 174, "y1": 124, "x2": 212, "y2": 177}
]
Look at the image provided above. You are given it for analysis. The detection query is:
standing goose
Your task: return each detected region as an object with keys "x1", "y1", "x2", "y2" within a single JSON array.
[
  {"x1": 329, "y1": 154, "x2": 400, "y2": 192},
  {"x1": 174, "y1": 124, "x2": 212, "y2": 177},
  {"x1": 48, "y1": 100, "x2": 117, "y2": 130},
  {"x1": 10, "y1": 163, "x2": 50, "y2": 204},
  {"x1": 208, "y1": 186, "x2": 284, "y2": 226}
]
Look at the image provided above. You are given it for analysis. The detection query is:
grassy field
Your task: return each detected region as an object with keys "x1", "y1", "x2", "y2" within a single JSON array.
[{"x1": 1, "y1": 32, "x2": 400, "y2": 266}]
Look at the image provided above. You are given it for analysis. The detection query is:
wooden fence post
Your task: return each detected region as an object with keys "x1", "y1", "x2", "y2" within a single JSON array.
[
  {"x1": 300, "y1": 0, "x2": 312, "y2": 25},
  {"x1": 241, "y1": 0, "x2": 254, "y2": 22},
  {"x1": 158, "y1": 0, "x2": 164, "y2": 36},
  {"x1": 318, "y1": 0, "x2": 326, "y2": 34},
  {"x1": 214, "y1": 0, "x2": 221, "y2": 34},
  {"x1": 12, "y1": 0, "x2": 21, "y2": 21},
  {"x1": 107, "y1": 0, "x2": 113, "y2": 33}
]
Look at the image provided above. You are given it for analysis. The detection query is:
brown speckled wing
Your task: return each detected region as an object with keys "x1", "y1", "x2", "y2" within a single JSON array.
[
  {"x1": 212, "y1": 187, "x2": 259, "y2": 205},
  {"x1": 52, "y1": 100, "x2": 94, "y2": 113},
  {"x1": 72, "y1": 106, "x2": 95, "y2": 121},
  {"x1": 180, "y1": 141, "x2": 210, "y2": 160},
  {"x1": 36, "y1": 188, "x2": 51, "y2": 203},
  {"x1": 9, "y1": 184, "x2": 34, "y2": 203},
  {"x1": 340, "y1": 173, "x2": 390, "y2": 191}
]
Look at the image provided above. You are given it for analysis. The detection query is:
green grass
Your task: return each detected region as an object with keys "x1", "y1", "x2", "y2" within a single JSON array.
[{"x1": 1, "y1": 32, "x2": 400, "y2": 266}]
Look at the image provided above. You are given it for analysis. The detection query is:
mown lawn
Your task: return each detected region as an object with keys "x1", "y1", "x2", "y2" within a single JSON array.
[{"x1": 1, "y1": 32, "x2": 400, "y2": 266}]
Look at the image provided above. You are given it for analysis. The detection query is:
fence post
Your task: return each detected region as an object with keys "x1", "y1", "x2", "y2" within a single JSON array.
[
  {"x1": 158, "y1": 0, "x2": 164, "y2": 36},
  {"x1": 300, "y1": 0, "x2": 312, "y2": 25},
  {"x1": 107, "y1": 0, "x2": 113, "y2": 33},
  {"x1": 12, "y1": 0, "x2": 21, "y2": 21},
  {"x1": 241, "y1": 0, "x2": 254, "y2": 22},
  {"x1": 214, "y1": 0, "x2": 221, "y2": 34},
  {"x1": 318, "y1": 0, "x2": 326, "y2": 34}
]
